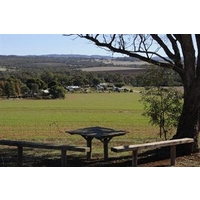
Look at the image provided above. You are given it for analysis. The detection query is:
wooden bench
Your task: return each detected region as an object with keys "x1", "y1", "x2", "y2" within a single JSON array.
[
  {"x1": 111, "y1": 138, "x2": 194, "y2": 166},
  {"x1": 0, "y1": 139, "x2": 90, "y2": 167}
]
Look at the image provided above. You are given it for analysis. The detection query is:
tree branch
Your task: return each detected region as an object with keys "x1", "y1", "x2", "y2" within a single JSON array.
[
  {"x1": 65, "y1": 34, "x2": 184, "y2": 76},
  {"x1": 167, "y1": 34, "x2": 181, "y2": 62},
  {"x1": 150, "y1": 34, "x2": 175, "y2": 60}
]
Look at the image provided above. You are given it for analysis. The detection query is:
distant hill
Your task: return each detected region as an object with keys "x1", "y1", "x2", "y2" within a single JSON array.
[
  {"x1": 0, "y1": 54, "x2": 141, "y2": 60},
  {"x1": 0, "y1": 54, "x2": 148, "y2": 72},
  {"x1": 24, "y1": 54, "x2": 113, "y2": 59}
]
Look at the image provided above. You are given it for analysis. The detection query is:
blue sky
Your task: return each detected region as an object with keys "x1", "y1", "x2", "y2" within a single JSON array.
[
  {"x1": 0, "y1": 34, "x2": 115, "y2": 56},
  {"x1": 0, "y1": 2, "x2": 197, "y2": 58}
]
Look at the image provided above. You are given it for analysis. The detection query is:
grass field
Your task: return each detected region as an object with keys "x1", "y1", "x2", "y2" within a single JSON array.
[
  {"x1": 0, "y1": 92, "x2": 159, "y2": 140},
  {"x1": 0, "y1": 92, "x2": 171, "y2": 165}
]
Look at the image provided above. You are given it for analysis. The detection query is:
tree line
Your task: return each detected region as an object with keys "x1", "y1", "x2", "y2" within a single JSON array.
[{"x1": 0, "y1": 65, "x2": 182, "y2": 99}]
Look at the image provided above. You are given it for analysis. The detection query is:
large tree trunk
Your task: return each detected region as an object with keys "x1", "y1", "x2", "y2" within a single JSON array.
[
  {"x1": 172, "y1": 35, "x2": 200, "y2": 154},
  {"x1": 173, "y1": 78, "x2": 200, "y2": 153}
]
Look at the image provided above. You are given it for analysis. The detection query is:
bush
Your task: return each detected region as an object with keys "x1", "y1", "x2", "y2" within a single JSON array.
[{"x1": 49, "y1": 85, "x2": 66, "y2": 99}]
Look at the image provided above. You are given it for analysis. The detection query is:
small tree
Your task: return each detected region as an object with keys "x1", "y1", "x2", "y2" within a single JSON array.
[
  {"x1": 141, "y1": 87, "x2": 183, "y2": 140},
  {"x1": 49, "y1": 85, "x2": 66, "y2": 99},
  {"x1": 140, "y1": 66, "x2": 183, "y2": 139}
]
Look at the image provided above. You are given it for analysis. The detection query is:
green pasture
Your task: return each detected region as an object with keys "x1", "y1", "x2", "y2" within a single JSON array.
[{"x1": 0, "y1": 92, "x2": 165, "y2": 160}]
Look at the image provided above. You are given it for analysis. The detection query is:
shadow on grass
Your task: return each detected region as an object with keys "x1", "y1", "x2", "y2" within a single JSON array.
[{"x1": 0, "y1": 147, "x2": 189, "y2": 167}]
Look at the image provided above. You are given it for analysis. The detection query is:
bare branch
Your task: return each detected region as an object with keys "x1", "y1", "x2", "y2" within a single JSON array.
[
  {"x1": 64, "y1": 34, "x2": 184, "y2": 76},
  {"x1": 167, "y1": 35, "x2": 181, "y2": 61},
  {"x1": 95, "y1": 34, "x2": 99, "y2": 39},
  {"x1": 80, "y1": 34, "x2": 176, "y2": 69},
  {"x1": 150, "y1": 34, "x2": 175, "y2": 60},
  {"x1": 109, "y1": 34, "x2": 116, "y2": 45}
]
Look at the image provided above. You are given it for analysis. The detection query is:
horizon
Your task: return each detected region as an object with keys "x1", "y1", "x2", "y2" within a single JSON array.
[
  {"x1": 0, "y1": 34, "x2": 169, "y2": 59},
  {"x1": 0, "y1": 53, "x2": 124, "y2": 58},
  {"x1": 0, "y1": 34, "x2": 124, "y2": 57}
]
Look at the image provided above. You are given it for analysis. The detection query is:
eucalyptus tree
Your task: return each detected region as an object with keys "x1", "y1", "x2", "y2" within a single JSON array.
[{"x1": 65, "y1": 34, "x2": 200, "y2": 152}]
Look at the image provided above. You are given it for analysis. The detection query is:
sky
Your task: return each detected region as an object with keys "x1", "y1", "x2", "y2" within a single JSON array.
[
  {"x1": 0, "y1": 1, "x2": 198, "y2": 58},
  {"x1": 0, "y1": 34, "x2": 116, "y2": 56},
  {"x1": 0, "y1": 34, "x2": 197, "y2": 59},
  {"x1": 0, "y1": 1, "x2": 197, "y2": 58}
]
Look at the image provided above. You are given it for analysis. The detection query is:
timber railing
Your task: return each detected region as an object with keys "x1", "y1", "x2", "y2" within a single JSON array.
[
  {"x1": 0, "y1": 139, "x2": 90, "y2": 167},
  {"x1": 111, "y1": 138, "x2": 194, "y2": 166}
]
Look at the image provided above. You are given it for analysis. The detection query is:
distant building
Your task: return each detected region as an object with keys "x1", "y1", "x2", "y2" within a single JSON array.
[
  {"x1": 97, "y1": 85, "x2": 104, "y2": 91},
  {"x1": 42, "y1": 89, "x2": 50, "y2": 94},
  {"x1": 99, "y1": 83, "x2": 108, "y2": 87},
  {"x1": 66, "y1": 86, "x2": 80, "y2": 92}
]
